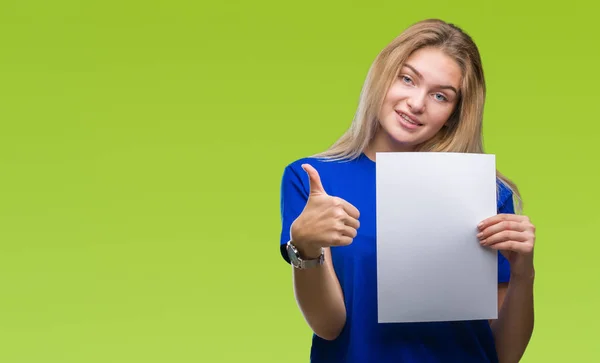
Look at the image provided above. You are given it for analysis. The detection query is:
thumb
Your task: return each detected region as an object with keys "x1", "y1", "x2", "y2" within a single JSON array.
[{"x1": 301, "y1": 164, "x2": 327, "y2": 195}]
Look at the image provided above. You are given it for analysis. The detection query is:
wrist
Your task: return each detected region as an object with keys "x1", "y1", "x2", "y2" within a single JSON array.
[
  {"x1": 292, "y1": 240, "x2": 323, "y2": 259},
  {"x1": 510, "y1": 267, "x2": 535, "y2": 282}
]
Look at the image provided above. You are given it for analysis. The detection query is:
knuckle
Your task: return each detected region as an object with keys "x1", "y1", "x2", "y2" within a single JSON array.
[
  {"x1": 331, "y1": 234, "x2": 341, "y2": 245},
  {"x1": 333, "y1": 223, "x2": 344, "y2": 233}
]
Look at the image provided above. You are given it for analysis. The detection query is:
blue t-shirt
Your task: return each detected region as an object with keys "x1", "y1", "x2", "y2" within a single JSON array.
[{"x1": 279, "y1": 152, "x2": 515, "y2": 363}]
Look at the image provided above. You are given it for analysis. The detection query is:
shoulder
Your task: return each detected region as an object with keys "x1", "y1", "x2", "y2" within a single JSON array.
[
  {"x1": 282, "y1": 155, "x2": 343, "y2": 172},
  {"x1": 281, "y1": 155, "x2": 351, "y2": 182},
  {"x1": 281, "y1": 156, "x2": 368, "y2": 196},
  {"x1": 282, "y1": 156, "x2": 322, "y2": 173},
  {"x1": 280, "y1": 156, "x2": 321, "y2": 185},
  {"x1": 279, "y1": 156, "x2": 328, "y2": 196}
]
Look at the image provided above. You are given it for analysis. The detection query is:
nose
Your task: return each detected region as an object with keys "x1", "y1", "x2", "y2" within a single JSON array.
[{"x1": 407, "y1": 92, "x2": 426, "y2": 114}]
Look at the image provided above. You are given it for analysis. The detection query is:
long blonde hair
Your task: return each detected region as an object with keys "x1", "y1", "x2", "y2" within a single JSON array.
[{"x1": 313, "y1": 18, "x2": 522, "y2": 211}]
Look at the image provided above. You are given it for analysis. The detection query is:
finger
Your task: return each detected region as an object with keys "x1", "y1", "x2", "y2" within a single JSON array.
[
  {"x1": 488, "y1": 241, "x2": 534, "y2": 255},
  {"x1": 329, "y1": 233, "x2": 354, "y2": 246},
  {"x1": 334, "y1": 197, "x2": 360, "y2": 219},
  {"x1": 343, "y1": 215, "x2": 360, "y2": 230},
  {"x1": 477, "y1": 220, "x2": 527, "y2": 240},
  {"x1": 333, "y1": 221, "x2": 357, "y2": 238},
  {"x1": 332, "y1": 234, "x2": 354, "y2": 246},
  {"x1": 478, "y1": 213, "x2": 528, "y2": 231},
  {"x1": 481, "y1": 230, "x2": 529, "y2": 246},
  {"x1": 340, "y1": 225, "x2": 358, "y2": 238},
  {"x1": 302, "y1": 164, "x2": 327, "y2": 196}
]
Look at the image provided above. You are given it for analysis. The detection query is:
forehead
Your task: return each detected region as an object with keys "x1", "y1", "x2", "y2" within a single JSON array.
[{"x1": 402, "y1": 47, "x2": 462, "y2": 87}]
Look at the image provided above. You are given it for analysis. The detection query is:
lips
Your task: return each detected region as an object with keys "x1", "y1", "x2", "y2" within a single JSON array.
[{"x1": 396, "y1": 110, "x2": 423, "y2": 126}]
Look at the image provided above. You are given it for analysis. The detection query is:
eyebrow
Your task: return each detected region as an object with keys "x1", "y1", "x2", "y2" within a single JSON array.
[{"x1": 403, "y1": 63, "x2": 459, "y2": 94}]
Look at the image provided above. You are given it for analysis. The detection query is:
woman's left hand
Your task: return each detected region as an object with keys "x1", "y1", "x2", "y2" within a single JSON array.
[{"x1": 477, "y1": 214, "x2": 536, "y2": 277}]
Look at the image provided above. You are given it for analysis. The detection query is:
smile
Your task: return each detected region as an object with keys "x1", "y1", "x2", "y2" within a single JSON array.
[{"x1": 396, "y1": 111, "x2": 423, "y2": 128}]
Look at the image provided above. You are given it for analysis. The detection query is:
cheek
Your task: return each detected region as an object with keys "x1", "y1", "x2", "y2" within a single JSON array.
[
  {"x1": 379, "y1": 88, "x2": 402, "y2": 118},
  {"x1": 384, "y1": 83, "x2": 407, "y2": 103},
  {"x1": 429, "y1": 104, "x2": 456, "y2": 126}
]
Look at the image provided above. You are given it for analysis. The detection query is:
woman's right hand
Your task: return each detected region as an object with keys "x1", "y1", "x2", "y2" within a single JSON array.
[{"x1": 290, "y1": 164, "x2": 361, "y2": 258}]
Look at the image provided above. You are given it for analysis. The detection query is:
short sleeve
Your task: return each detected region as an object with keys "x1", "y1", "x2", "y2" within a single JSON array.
[
  {"x1": 497, "y1": 182, "x2": 515, "y2": 283},
  {"x1": 279, "y1": 163, "x2": 309, "y2": 264}
]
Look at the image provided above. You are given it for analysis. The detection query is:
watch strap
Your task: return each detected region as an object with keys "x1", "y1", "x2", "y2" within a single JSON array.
[{"x1": 286, "y1": 241, "x2": 324, "y2": 269}]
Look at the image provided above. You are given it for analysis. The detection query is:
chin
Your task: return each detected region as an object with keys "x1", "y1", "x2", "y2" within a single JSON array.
[
  {"x1": 387, "y1": 127, "x2": 423, "y2": 145},
  {"x1": 384, "y1": 133, "x2": 421, "y2": 151}
]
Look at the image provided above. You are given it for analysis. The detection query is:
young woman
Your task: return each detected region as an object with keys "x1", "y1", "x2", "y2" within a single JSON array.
[{"x1": 278, "y1": 19, "x2": 535, "y2": 363}]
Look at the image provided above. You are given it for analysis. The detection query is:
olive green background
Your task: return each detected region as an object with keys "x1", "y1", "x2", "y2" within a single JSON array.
[{"x1": 0, "y1": 0, "x2": 598, "y2": 362}]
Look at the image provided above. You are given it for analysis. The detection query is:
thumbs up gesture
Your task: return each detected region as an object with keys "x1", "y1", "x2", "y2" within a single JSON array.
[{"x1": 290, "y1": 164, "x2": 361, "y2": 258}]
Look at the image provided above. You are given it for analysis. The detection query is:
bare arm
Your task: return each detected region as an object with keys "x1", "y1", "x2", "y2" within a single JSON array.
[
  {"x1": 478, "y1": 213, "x2": 537, "y2": 363},
  {"x1": 284, "y1": 164, "x2": 359, "y2": 341},
  {"x1": 491, "y1": 273, "x2": 535, "y2": 363},
  {"x1": 292, "y1": 246, "x2": 346, "y2": 341}
]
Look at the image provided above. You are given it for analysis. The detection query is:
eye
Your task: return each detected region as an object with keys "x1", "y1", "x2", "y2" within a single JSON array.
[
  {"x1": 433, "y1": 93, "x2": 448, "y2": 102},
  {"x1": 401, "y1": 75, "x2": 413, "y2": 85}
]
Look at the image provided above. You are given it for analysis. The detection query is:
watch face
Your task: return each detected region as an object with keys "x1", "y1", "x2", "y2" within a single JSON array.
[{"x1": 287, "y1": 243, "x2": 300, "y2": 266}]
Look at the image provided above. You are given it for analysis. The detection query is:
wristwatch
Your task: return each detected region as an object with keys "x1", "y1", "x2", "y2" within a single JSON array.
[{"x1": 286, "y1": 241, "x2": 324, "y2": 269}]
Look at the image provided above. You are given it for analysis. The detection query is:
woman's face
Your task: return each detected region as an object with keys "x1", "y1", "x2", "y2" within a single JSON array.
[{"x1": 372, "y1": 47, "x2": 462, "y2": 153}]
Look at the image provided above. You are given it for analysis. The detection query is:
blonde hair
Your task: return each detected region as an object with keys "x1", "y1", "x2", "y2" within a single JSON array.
[{"x1": 313, "y1": 18, "x2": 522, "y2": 211}]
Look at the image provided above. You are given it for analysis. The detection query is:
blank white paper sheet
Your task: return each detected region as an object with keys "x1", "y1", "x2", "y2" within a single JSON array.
[{"x1": 376, "y1": 152, "x2": 499, "y2": 323}]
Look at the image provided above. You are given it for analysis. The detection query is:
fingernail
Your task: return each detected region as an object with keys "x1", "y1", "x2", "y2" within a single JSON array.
[{"x1": 476, "y1": 232, "x2": 483, "y2": 238}]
